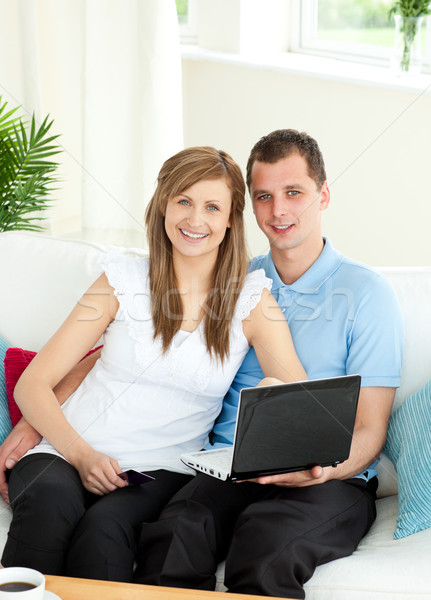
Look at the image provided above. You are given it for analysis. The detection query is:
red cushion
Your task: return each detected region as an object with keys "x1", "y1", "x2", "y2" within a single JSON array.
[{"x1": 4, "y1": 346, "x2": 103, "y2": 427}]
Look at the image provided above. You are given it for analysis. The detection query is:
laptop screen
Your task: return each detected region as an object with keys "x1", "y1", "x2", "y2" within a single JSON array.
[{"x1": 232, "y1": 375, "x2": 360, "y2": 477}]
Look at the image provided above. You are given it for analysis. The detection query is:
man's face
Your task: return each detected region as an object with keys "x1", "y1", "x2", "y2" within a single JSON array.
[{"x1": 250, "y1": 153, "x2": 329, "y2": 254}]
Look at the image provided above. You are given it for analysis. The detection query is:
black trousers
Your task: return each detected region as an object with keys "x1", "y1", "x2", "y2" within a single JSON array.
[
  {"x1": 134, "y1": 472, "x2": 377, "y2": 599},
  {"x1": 1, "y1": 453, "x2": 191, "y2": 581}
]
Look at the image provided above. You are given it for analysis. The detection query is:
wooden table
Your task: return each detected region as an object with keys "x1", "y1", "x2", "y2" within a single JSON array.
[{"x1": 45, "y1": 575, "x2": 290, "y2": 600}]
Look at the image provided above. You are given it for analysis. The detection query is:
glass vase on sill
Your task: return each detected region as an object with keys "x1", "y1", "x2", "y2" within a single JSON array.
[{"x1": 391, "y1": 14, "x2": 424, "y2": 76}]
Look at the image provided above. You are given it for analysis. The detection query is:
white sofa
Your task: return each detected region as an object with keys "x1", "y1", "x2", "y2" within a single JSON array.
[{"x1": 0, "y1": 231, "x2": 431, "y2": 599}]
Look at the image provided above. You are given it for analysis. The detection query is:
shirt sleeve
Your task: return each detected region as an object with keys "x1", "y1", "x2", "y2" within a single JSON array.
[
  {"x1": 346, "y1": 272, "x2": 404, "y2": 387},
  {"x1": 233, "y1": 269, "x2": 272, "y2": 322}
]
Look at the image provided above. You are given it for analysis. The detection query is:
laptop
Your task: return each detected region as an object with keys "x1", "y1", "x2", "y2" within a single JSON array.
[{"x1": 180, "y1": 375, "x2": 361, "y2": 481}]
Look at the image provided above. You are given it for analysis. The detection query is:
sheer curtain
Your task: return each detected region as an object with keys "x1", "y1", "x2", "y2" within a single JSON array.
[{"x1": 0, "y1": 0, "x2": 183, "y2": 247}]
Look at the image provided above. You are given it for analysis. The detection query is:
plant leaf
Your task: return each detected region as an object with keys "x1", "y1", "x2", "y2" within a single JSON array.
[{"x1": 0, "y1": 94, "x2": 61, "y2": 232}]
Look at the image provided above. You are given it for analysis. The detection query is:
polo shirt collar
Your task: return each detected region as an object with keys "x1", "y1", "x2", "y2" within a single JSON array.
[{"x1": 268, "y1": 237, "x2": 344, "y2": 295}]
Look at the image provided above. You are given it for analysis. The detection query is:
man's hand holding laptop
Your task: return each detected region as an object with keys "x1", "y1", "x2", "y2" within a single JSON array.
[{"x1": 240, "y1": 463, "x2": 326, "y2": 487}]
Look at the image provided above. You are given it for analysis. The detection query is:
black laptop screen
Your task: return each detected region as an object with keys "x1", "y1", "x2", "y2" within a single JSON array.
[{"x1": 232, "y1": 375, "x2": 360, "y2": 477}]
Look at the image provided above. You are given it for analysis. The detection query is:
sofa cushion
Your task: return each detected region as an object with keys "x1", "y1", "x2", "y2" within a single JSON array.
[
  {"x1": 4, "y1": 348, "x2": 37, "y2": 426},
  {"x1": 4, "y1": 346, "x2": 103, "y2": 427},
  {"x1": 0, "y1": 337, "x2": 13, "y2": 443},
  {"x1": 383, "y1": 380, "x2": 431, "y2": 539},
  {"x1": 0, "y1": 232, "x2": 108, "y2": 351},
  {"x1": 379, "y1": 268, "x2": 431, "y2": 410}
]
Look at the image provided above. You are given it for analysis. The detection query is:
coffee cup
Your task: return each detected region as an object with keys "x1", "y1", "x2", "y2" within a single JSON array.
[{"x1": 0, "y1": 568, "x2": 45, "y2": 598}]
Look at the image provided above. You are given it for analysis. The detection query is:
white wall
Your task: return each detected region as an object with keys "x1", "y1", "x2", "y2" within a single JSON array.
[
  {"x1": 180, "y1": 1, "x2": 431, "y2": 267},
  {"x1": 181, "y1": 58, "x2": 431, "y2": 266}
]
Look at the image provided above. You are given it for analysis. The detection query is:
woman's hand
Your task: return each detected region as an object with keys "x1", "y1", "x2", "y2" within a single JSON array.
[{"x1": 73, "y1": 448, "x2": 128, "y2": 495}]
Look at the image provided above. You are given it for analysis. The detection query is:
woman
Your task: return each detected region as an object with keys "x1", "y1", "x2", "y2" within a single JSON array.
[{"x1": 1, "y1": 147, "x2": 306, "y2": 581}]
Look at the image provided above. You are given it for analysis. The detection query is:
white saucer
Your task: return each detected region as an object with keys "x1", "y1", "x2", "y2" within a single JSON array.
[{"x1": 45, "y1": 591, "x2": 61, "y2": 600}]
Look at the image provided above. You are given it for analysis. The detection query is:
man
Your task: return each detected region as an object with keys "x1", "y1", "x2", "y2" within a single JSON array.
[
  {"x1": 131, "y1": 130, "x2": 403, "y2": 598},
  {"x1": 0, "y1": 130, "x2": 403, "y2": 599}
]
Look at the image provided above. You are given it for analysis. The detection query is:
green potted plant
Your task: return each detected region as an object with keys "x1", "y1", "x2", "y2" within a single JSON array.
[
  {"x1": 0, "y1": 96, "x2": 61, "y2": 232},
  {"x1": 389, "y1": 0, "x2": 431, "y2": 74}
]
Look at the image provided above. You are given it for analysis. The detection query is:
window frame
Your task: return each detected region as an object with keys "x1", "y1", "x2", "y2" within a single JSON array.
[
  {"x1": 289, "y1": 0, "x2": 431, "y2": 72},
  {"x1": 178, "y1": 0, "x2": 198, "y2": 45}
]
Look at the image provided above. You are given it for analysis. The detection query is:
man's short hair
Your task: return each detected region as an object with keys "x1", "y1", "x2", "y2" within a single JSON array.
[{"x1": 246, "y1": 129, "x2": 327, "y2": 190}]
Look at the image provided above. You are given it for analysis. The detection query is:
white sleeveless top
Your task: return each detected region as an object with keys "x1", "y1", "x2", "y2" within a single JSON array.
[{"x1": 28, "y1": 250, "x2": 272, "y2": 475}]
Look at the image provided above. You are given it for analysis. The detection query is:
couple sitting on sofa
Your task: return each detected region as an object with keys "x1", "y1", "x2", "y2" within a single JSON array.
[{"x1": 0, "y1": 129, "x2": 403, "y2": 600}]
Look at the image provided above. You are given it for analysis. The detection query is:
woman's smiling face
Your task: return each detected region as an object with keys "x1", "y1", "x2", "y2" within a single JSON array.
[{"x1": 164, "y1": 178, "x2": 232, "y2": 262}]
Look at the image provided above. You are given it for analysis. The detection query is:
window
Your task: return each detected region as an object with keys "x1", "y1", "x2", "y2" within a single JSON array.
[
  {"x1": 176, "y1": 0, "x2": 197, "y2": 44},
  {"x1": 175, "y1": 0, "x2": 188, "y2": 25},
  {"x1": 291, "y1": 0, "x2": 430, "y2": 71}
]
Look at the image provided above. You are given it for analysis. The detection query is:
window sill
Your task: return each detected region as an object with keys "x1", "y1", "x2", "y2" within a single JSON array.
[{"x1": 181, "y1": 45, "x2": 431, "y2": 95}]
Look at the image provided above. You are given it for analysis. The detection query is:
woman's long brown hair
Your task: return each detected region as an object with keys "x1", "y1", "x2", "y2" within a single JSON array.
[{"x1": 145, "y1": 146, "x2": 247, "y2": 363}]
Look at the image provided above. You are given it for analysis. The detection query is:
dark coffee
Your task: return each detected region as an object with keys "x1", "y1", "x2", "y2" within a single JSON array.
[{"x1": 0, "y1": 581, "x2": 37, "y2": 592}]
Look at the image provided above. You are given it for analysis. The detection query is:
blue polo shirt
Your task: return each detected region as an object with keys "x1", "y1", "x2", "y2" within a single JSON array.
[{"x1": 209, "y1": 238, "x2": 404, "y2": 480}]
